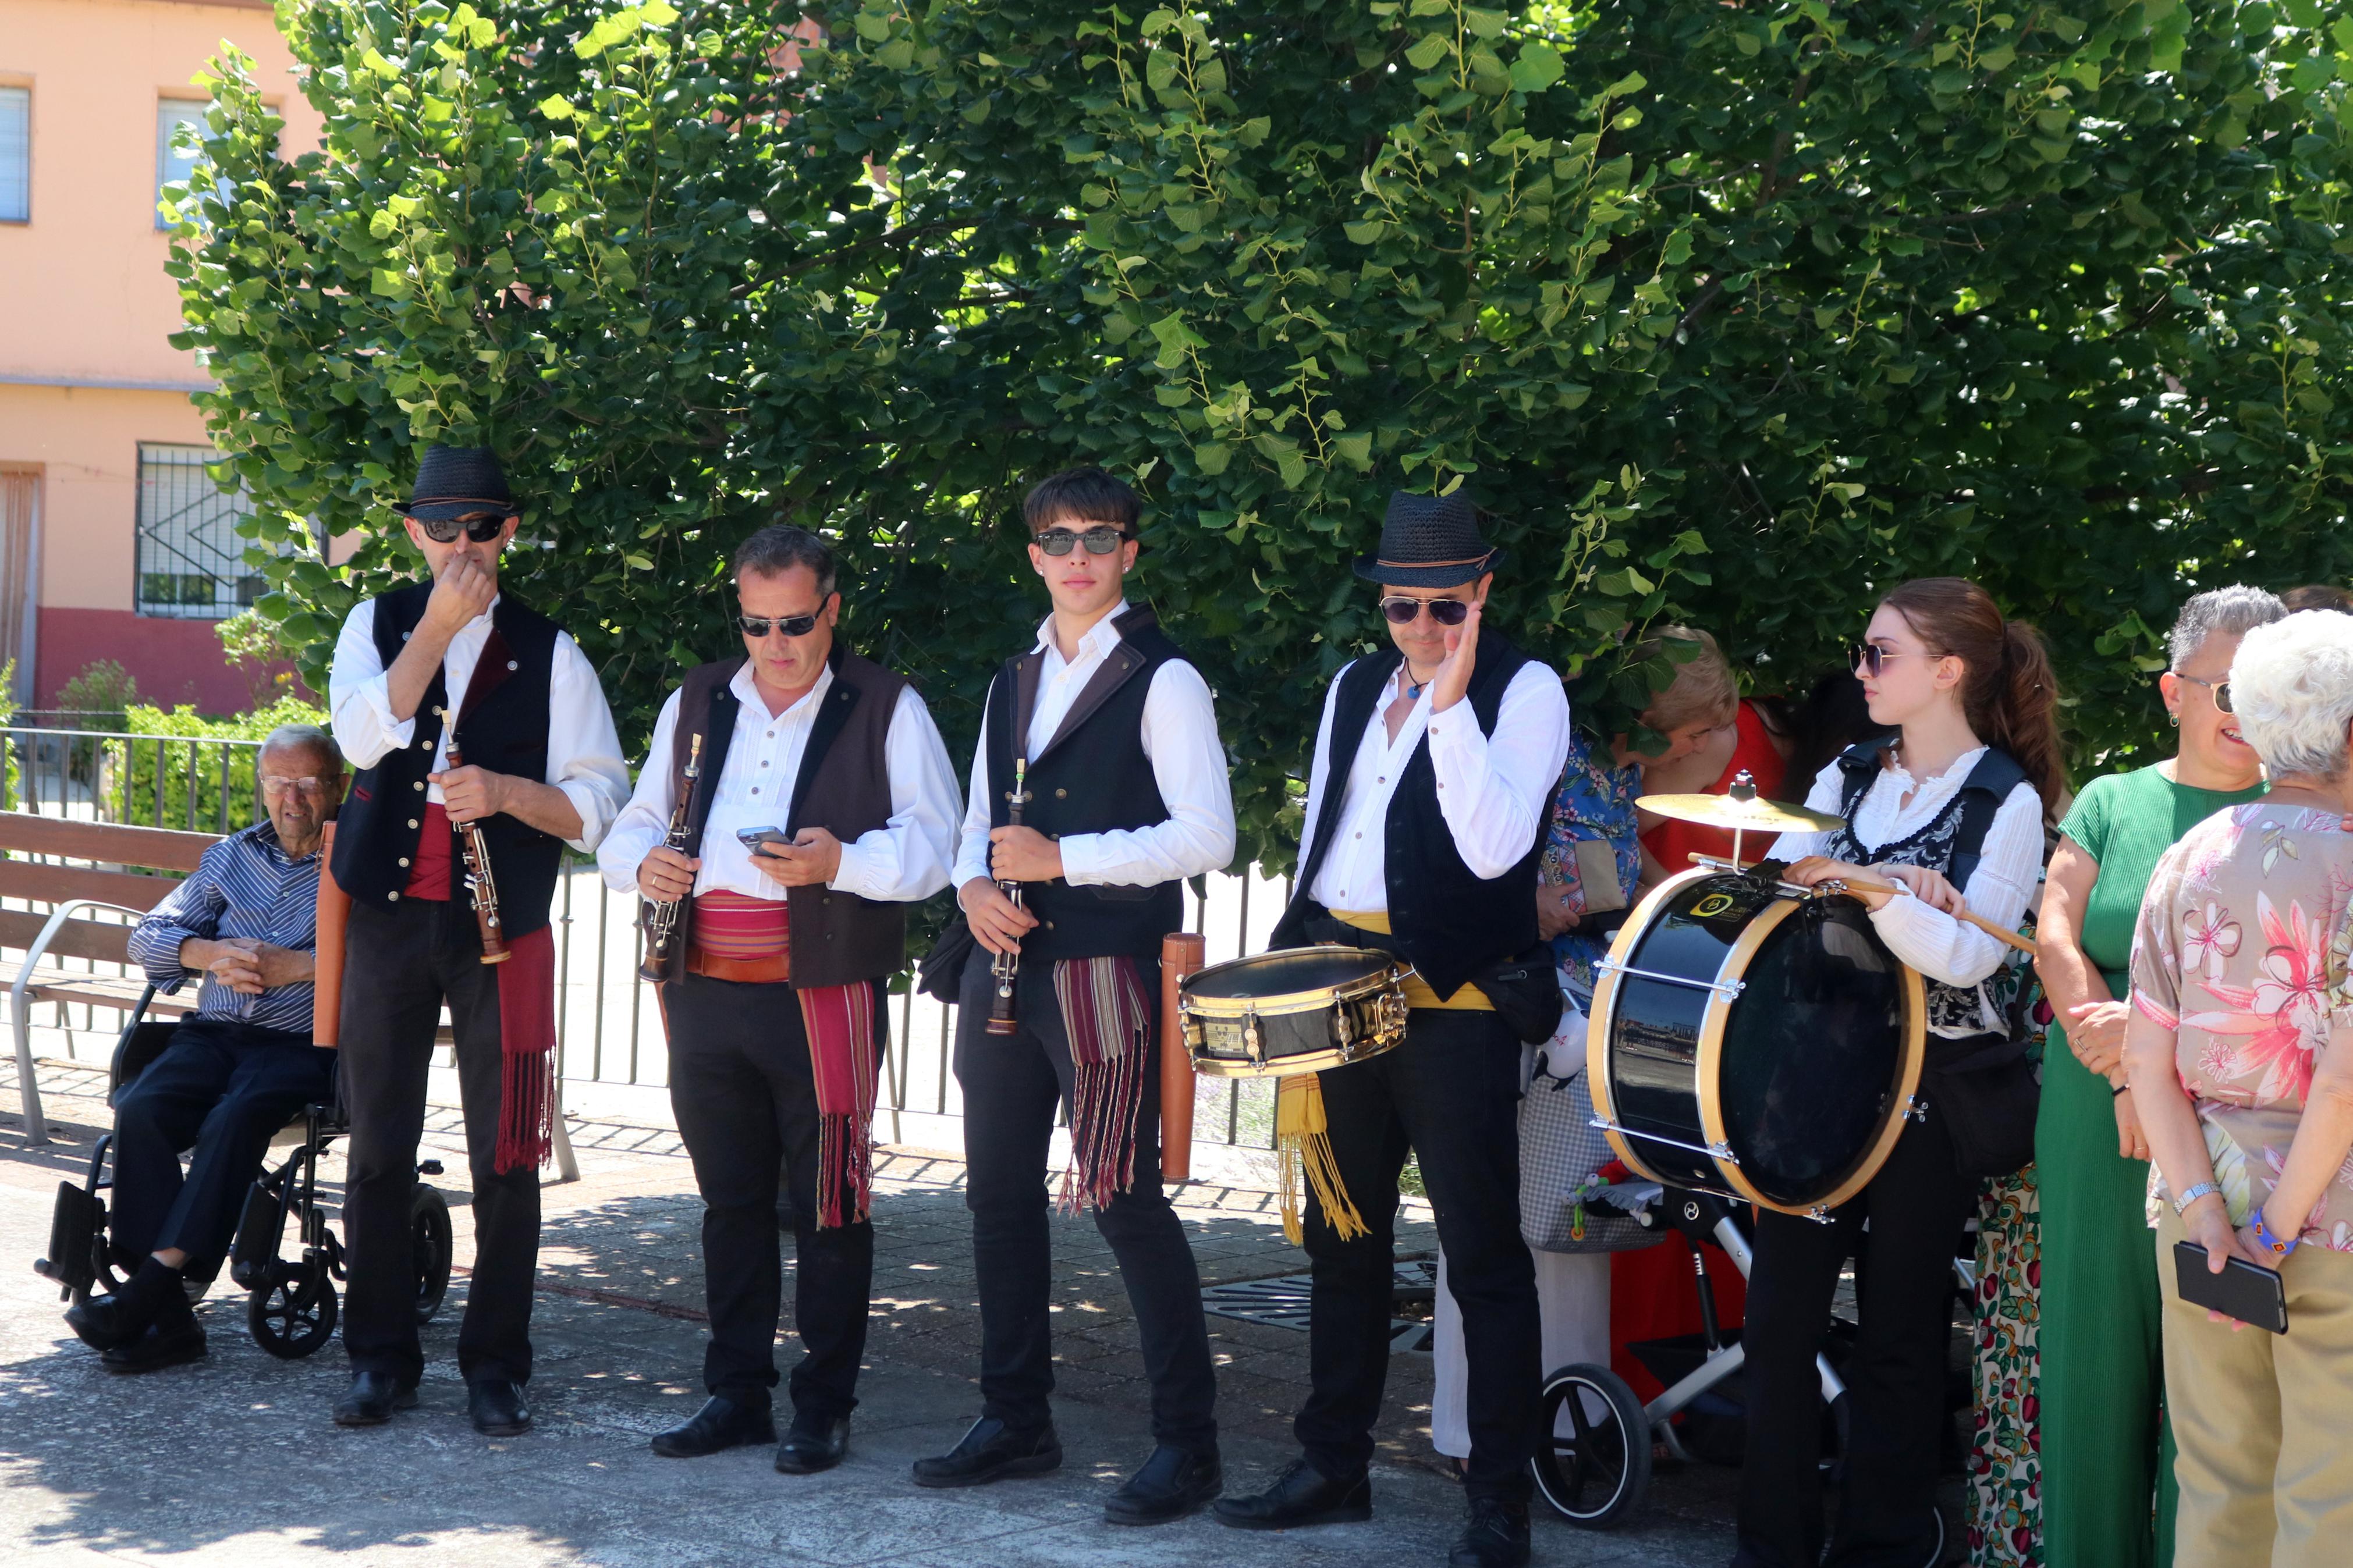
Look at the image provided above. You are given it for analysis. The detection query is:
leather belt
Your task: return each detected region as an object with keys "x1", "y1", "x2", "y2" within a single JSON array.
[{"x1": 686, "y1": 944, "x2": 792, "y2": 985}]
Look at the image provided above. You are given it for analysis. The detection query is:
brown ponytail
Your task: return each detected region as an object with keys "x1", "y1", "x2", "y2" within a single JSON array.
[{"x1": 1878, "y1": 577, "x2": 2069, "y2": 818}]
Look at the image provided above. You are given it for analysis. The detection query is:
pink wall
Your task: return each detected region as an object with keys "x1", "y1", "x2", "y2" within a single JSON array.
[{"x1": 37, "y1": 606, "x2": 247, "y2": 713}]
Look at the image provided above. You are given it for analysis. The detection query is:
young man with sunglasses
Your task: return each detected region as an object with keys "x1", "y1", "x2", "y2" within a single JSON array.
[
  {"x1": 597, "y1": 524, "x2": 960, "y2": 1475},
  {"x1": 917, "y1": 466, "x2": 1236, "y2": 1524},
  {"x1": 325, "y1": 445, "x2": 630, "y2": 1436},
  {"x1": 1221, "y1": 490, "x2": 1570, "y2": 1568}
]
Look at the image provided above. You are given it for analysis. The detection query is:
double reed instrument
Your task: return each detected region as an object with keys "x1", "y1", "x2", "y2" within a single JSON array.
[
  {"x1": 985, "y1": 757, "x2": 1031, "y2": 1036},
  {"x1": 638, "y1": 733, "x2": 704, "y2": 981},
  {"x1": 443, "y1": 742, "x2": 509, "y2": 965}
]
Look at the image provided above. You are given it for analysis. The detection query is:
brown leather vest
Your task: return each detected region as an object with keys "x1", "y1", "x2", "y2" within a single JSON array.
[{"x1": 652, "y1": 646, "x2": 910, "y2": 989}]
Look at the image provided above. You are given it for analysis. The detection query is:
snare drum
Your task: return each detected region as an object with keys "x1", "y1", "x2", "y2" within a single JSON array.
[
  {"x1": 1179, "y1": 947, "x2": 1410, "y2": 1078},
  {"x1": 1585, "y1": 867, "x2": 1925, "y2": 1217}
]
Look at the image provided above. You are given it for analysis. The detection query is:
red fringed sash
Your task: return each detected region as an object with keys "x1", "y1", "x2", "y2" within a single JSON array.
[
  {"x1": 797, "y1": 981, "x2": 881, "y2": 1227},
  {"x1": 492, "y1": 924, "x2": 559, "y2": 1175},
  {"x1": 1051, "y1": 955, "x2": 1153, "y2": 1213}
]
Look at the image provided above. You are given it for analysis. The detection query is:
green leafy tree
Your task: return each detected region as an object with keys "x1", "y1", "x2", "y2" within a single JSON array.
[{"x1": 173, "y1": 0, "x2": 2353, "y2": 886}]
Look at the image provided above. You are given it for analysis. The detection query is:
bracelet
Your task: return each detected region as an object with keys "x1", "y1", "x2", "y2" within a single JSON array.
[
  {"x1": 2251, "y1": 1207, "x2": 2301, "y2": 1260},
  {"x1": 2111, "y1": 1082, "x2": 2130, "y2": 1098},
  {"x1": 2171, "y1": 1181, "x2": 2219, "y2": 1215}
]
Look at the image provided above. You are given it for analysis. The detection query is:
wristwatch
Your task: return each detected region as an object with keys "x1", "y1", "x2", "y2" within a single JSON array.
[{"x1": 2171, "y1": 1181, "x2": 2220, "y2": 1215}]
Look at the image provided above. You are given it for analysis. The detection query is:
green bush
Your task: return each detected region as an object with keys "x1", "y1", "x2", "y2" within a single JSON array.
[{"x1": 118, "y1": 696, "x2": 331, "y2": 833}]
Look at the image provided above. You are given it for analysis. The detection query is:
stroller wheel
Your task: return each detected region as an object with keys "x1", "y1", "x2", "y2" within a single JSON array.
[
  {"x1": 1531, "y1": 1362, "x2": 1652, "y2": 1530},
  {"x1": 411, "y1": 1186, "x2": 453, "y2": 1325},
  {"x1": 249, "y1": 1257, "x2": 339, "y2": 1359}
]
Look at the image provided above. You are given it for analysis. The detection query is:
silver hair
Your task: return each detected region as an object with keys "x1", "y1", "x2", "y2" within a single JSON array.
[
  {"x1": 2230, "y1": 612, "x2": 2353, "y2": 783},
  {"x1": 261, "y1": 724, "x2": 343, "y2": 771},
  {"x1": 2168, "y1": 585, "x2": 2286, "y2": 669},
  {"x1": 733, "y1": 524, "x2": 838, "y2": 599}
]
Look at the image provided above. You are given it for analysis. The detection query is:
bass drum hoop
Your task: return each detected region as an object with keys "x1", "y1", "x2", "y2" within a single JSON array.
[{"x1": 1586, "y1": 867, "x2": 1928, "y2": 1217}]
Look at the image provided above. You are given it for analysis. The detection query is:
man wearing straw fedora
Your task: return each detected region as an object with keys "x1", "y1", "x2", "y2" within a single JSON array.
[
  {"x1": 325, "y1": 445, "x2": 629, "y2": 1436},
  {"x1": 1219, "y1": 490, "x2": 1570, "y2": 1568}
]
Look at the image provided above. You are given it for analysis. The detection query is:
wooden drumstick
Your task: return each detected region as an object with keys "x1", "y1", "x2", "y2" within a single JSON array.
[{"x1": 1827, "y1": 873, "x2": 2038, "y2": 958}]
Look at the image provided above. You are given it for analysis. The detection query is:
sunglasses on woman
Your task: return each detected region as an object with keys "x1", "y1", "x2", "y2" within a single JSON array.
[
  {"x1": 1850, "y1": 641, "x2": 1935, "y2": 677},
  {"x1": 2175, "y1": 672, "x2": 2235, "y2": 713},
  {"x1": 738, "y1": 612, "x2": 822, "y2": 639},
  {"x1": 1033, "y1": 525, "x2": 1133, "y2": 556},
  {"x1": 414, "y1": 511, "x2": 513, "y2": 545},
  {"x1": 1382, "y1": 596, "x2": 1472, "y2": 627}
]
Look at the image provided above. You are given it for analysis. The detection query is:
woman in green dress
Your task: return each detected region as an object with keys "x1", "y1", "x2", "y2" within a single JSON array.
[{"x1": 2032, "y1": 586, "x2": 2284, "y2": 1568}]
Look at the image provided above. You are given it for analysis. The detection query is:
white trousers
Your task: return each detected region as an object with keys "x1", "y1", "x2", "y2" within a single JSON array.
[{"x1": 1431, "y1": 1245, "x2": 1612, "y2": 1457}]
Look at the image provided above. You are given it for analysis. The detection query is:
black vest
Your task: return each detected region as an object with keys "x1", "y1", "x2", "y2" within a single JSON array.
[
  {"x1": 330, "y1": 584, "x2": 566, "y2": 939},
  {"x1": 984, "y1": 606, "x2": 1190, "y2": 961},
  {"x1": 1273, "y1": 626, "x2": 1545, "y2": 1000}
]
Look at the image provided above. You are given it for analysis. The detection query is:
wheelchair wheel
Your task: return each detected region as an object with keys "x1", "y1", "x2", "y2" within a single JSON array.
[
  {"x1": 1531, "y1": 1362, "x2": 1652, "y2": 1530},
  {"x1": 249, "y1": 1256, "x2": 338, "y2": 1359},
  {"x1": 411, "y1": 1186, "x2": 453, "y2": 1325}
]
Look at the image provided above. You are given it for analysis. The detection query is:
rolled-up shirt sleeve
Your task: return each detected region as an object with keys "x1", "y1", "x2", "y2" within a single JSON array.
[
  {"x1": 830, "y1": 686, "x2": 964, "y2": 904},
  {"x1": 1423, "y1": 660, "x2": 1573, "y2": 879},
  {"x1": 1057, "y1": 661, "x2": 1236, "y2": 886},
  {"x1": 125, "y1": 850, "x2": 228, "y2": 995},
  {"x1": 328, "y1": 599, "x2": 413, "y2": 770},
  {"x1": 546, "y1": 631, "x2": 631, "y2": 854}
]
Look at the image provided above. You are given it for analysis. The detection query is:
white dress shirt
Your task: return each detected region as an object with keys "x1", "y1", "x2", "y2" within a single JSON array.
[
  {"x1": 1300, "y1": 656, "x2": 1574, "y2": 912},
  {"x1": 952, "y1": 600, "x2": 1236, "y2": 889},
  {"x1": 1769, "y1": 749, "x2": 2045, "y2": 1034},
  {"x1": 598, "y1": 660, "x2": 961, "y2": 904},
  {"x1": 328, "y1": 593, "x2": 630, "y2": 852}
]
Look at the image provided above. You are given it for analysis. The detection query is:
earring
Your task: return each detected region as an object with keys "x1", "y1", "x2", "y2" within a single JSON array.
[{"x1": 2167, "y1": 713, "x2": 2180, "y2": 728}]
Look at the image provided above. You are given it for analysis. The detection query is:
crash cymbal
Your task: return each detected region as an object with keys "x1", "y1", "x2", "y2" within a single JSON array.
[{"x1": 1638, "y1": 773, "x2": 1843, "y2": 836}]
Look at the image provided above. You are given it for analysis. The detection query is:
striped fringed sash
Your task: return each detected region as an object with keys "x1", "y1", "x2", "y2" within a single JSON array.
[
  {"x1": 695, "y1": 891, "x2": 878, "y2": 1228},
  {"x1": 1050, "y1": 955, "x2": 1154, "y2": 1213}
]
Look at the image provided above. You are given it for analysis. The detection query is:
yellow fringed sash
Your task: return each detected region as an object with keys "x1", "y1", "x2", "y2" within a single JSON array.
[{"x1": 1277, "y1": 1072, "x2": 1367, "y2": 1244}]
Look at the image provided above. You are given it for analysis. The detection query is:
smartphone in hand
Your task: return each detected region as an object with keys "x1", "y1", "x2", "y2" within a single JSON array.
[
  {"x1": 2173, "y1": 1240, "x2": 2288, "y2": 1334},
  {"x1": 734, "y1": 827, "x2": 791, "y2": 855}
]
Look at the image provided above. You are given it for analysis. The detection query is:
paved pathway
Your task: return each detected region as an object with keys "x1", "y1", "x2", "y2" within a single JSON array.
[{"x1": 0, "y1": 1057, "x2": 1740, "y2": 1566}]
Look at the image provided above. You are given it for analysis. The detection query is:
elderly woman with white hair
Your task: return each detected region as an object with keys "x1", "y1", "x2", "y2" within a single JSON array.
[{"x1": 2125, "y1": 609, "x2": 2353, "y2": 1568}]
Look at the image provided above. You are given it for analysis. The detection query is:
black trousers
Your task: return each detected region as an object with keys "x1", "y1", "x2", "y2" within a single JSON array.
[
  {"x1": 109, "y1": 1017, "x2": 336, "y2": 1279},
  {"x1": 954, "y1": 947, "x2": 1217, "y2": 1453},
  {"x1": 665, "y1": 972, "x2": 882, "y2": 1420},
  {"x1": 1734, "y1": 1100, "x2": 1974, "y2": 1568},
  {"x1": 339, "y1": 896, "x2": 540, "y2": 1386},
  {"x1": 1297, "y1": 1007, "x2": 1538, "y2": 1503}
]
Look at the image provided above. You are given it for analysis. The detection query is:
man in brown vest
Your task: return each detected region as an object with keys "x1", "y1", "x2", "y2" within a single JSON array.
[{"x1": 597, "y1": 524, "x2": 961, "y2": 1474}]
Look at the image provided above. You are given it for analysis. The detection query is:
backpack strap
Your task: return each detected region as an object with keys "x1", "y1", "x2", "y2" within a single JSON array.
[
  {"x1": 1946, "y1": 748, "x2": 2032, "y2": 894},
  {"x1": 1834, "y1": 732, "x2": 1900, "y2": 823}
]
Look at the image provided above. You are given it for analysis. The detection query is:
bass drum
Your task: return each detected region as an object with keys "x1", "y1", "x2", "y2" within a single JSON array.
[{"x1": 1586, "y1": 867, "x2": 1925, "y2": 1217}]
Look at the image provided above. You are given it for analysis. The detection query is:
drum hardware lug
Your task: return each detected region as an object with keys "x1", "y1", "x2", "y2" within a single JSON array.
[
  {"x1": 1592, "y1": 1117, "x2": 1742, "y2": 1168},
  {"x1": 1594, "y1": 957, "x2": 1746, "y2": 1002},
  {"x1": 1243, "y1": 1008, "x2": 1263, "y2": 1065},
  {"x1": 1805, "y1": 1206, "x2": 1833, "y2": 1224},
  {"x1": 1706, "y1": 1140, "x2": 1736, "y2": 1161},
  {"x1": 1901, "y1": 1097, "x2": 1928, "y2": 1123}
]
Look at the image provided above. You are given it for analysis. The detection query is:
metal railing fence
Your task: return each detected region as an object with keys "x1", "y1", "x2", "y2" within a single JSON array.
[{"x1": 0, "y1": 720, "x2": 1290, "y2": 1157}]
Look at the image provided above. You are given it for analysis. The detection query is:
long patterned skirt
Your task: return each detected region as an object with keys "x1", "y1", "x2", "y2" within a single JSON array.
[{"x1": 1968, "y1": 1168, "x2": 2043, "y2": 1566}]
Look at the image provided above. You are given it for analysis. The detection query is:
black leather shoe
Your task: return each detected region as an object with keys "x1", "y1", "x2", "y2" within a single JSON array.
[
  {"x1": 1448, "y1": 1495, "x2": 1531, "y2": 1568},
  {"x1": 333, "y1": 1371, "x2": 420, "y2": 1427},
  {"x1": 100, "y1": 1321, "x2": 205, "y2": 1374},
  {"x1": 911, "y1": 1417, "x2": 1063, "y2": 1488},
  {"x1": 63, "y1": 1293, "x2": 143, "y2": 1353},
  {"x1": 1103, "y1": 1443, "x2": 1223, "y2": 1525},
  {"x1": 650, "y1": 1395, "x2": 775, "y2": 1458},
  {"x1": 469, "y1": 1377, "x2": 533, "y2": 1437},
  {"x1": 1213, "y1": 1458, "x2": 1372, "y2": 1530},
  {"x1": 774, "y1": 1411, "x2": 850, "y2": 1475}
]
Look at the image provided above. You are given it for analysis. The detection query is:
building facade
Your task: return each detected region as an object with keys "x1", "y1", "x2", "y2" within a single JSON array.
[{"x1": 0, "y1": 0, "x2": 322, "y2": 713}]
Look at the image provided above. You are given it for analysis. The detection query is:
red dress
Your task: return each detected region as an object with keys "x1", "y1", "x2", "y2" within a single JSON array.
[{"x1": 1639, "y1": 699, "x2": 1788, "y2": 876}]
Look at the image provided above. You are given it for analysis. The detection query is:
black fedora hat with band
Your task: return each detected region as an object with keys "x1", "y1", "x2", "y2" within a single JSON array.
[
  {"x1": 393, "y1": 446, "x2": 520, "y2": 524},
  {"x1": 1352, "y1": 490, "x2": 1504, "y2": 589}
]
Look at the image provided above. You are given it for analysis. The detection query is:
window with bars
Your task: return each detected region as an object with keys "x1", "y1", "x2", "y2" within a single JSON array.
[
  {"x1": 0, "y1": 87, "x2": 28, "y2": 224},
  {"x1": 134, "y1": 445, "x2": 267, "y2": 620}
]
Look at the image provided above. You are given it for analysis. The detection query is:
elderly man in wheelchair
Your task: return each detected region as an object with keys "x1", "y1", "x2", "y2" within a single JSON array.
[{"x1": 54, "y1": 724, "x2": 351, "y2": 1372}]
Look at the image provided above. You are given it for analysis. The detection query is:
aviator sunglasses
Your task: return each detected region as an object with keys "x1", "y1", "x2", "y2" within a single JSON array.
[
  {"x1": 1850, "y1": 641, "x2": 1940, "y2": 677},
  {"x1": 414, "y1": 510, "x2": 514, "y2": 545},
  {"x1": 738, "y1": 611, "x2": 824, "y2": 639},
  {"x1": 1382, "y1": 596, "x2": 1473, "y2": 627},
  {"x1": 1033, "y1": 525, "x2": 1134, "y2": 556}
]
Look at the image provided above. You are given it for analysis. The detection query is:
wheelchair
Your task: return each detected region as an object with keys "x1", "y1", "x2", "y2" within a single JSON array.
[{"x1": 34, "y1": 987, "x2": 455, "y2": 1358}]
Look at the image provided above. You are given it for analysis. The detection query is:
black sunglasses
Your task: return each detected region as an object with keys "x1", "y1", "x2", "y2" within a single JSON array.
[
  {"x1": 738, "y1": 612, "x2": 822, "y2": 639},
  {"x1": 2175, "y1": 672, "x2": 2235, "y2": 714},
  {"x1": 1381, "y1": 596, "x2": 1472, "y2": 627},
  {"x1": 414, "y1": 511, "x2": 512, "y2": 544},
  {"x1": 1034, "y1": 526, "x2": 1133, "y2": 556}
]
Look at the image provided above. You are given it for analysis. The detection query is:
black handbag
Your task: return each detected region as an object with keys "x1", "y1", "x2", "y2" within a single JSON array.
[
  {"x1": 1476, "y1": 941, "x2": 1567, "y2": 1046},
  {"x1": 1922, "y1": 1032, "x2": 2039, "y2": 1181},
  {"x1": 918, "y1": 916, "x2": 978, "y2": 1004}
]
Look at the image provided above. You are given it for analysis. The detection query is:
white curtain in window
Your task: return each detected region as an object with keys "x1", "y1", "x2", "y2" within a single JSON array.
[{"x1": 0, "y1": 87, "x2": 29, "y2": 223}]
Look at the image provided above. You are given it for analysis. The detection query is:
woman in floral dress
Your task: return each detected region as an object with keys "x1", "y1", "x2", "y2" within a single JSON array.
[{"x1": 2125, "y1": 609, "x2": 2353, "y2": 1568}]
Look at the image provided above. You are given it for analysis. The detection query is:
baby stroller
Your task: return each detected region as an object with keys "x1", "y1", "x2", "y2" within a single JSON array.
[{"x1": 35, "y1": 986, "x2": 455, "y2": 1357}]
